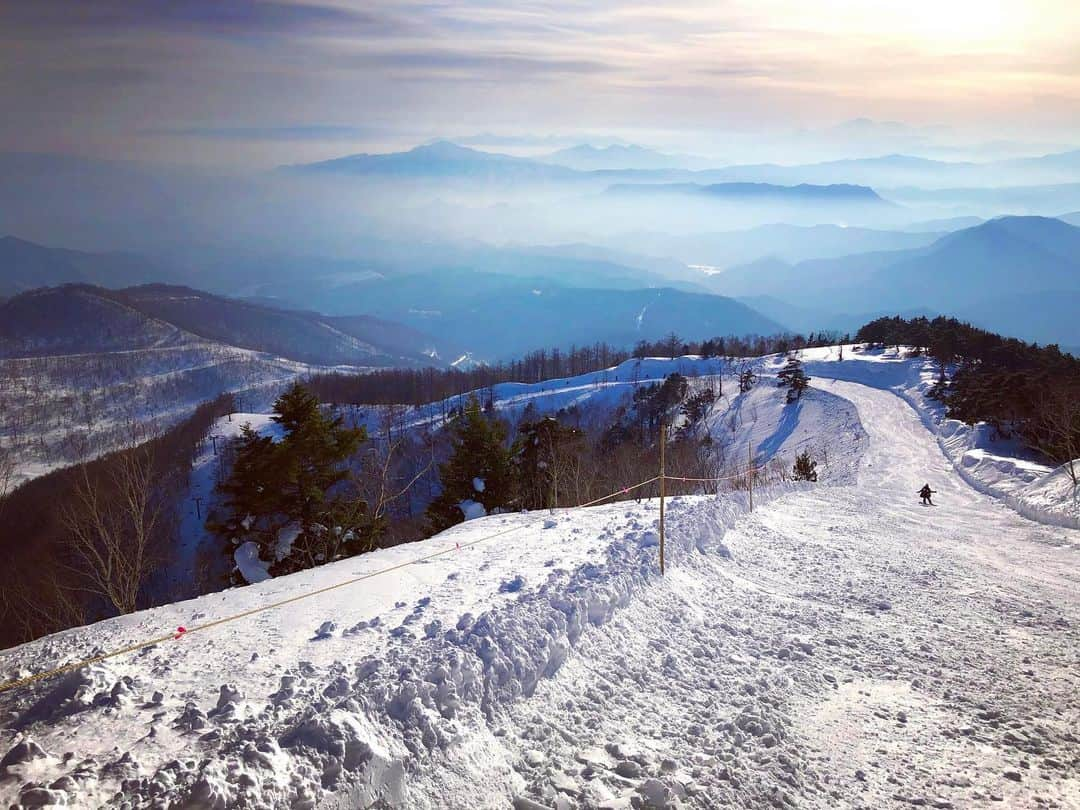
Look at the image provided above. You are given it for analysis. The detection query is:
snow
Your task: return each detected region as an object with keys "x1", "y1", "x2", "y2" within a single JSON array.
[
  {"x1": 1, "y1": 361, "x2": 1078, "y2": 809},
  {"x1": 354, "y1": 355, "x2": 728, "y2": 437},
  {"x1": 1, "y1": 344, "x2": 367, "y2": 489},
  {"x1": 275, "y1": 521, "x2": 302, "y2": 561},
  {"x1": 473, "y1": 477, "x2": 487, "y2": 493},
  {"x1": 233, "y1": 541, "x2": 271, "y2": 584},
  {"x1": 800, "y1": 345, "x2": 1080, "y2": 531},
  {"x1": 458, "y1": 499, "x2": 488, "y2": 521}
]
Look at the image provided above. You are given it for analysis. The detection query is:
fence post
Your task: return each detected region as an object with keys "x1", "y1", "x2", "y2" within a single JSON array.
[
  {"x1": 659, "y1": 422, "x2": 666, "y2": 575},
  {"x1": 748, "y1": 441, "x2": 754, "y2": 513}
]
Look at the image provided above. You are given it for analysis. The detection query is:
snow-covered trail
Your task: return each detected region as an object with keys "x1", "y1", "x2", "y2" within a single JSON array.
[{"x1": 503, "y1": 380, "x2": 1080, "y2": 809}]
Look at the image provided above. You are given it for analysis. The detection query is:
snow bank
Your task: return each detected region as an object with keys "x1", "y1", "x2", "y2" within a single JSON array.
[
  {"x1": 234, "y1": 541, "x2": 271, "y2": 584},
  {"x1": 0, "y1": 485, "x2": 806, "y2": 808}
]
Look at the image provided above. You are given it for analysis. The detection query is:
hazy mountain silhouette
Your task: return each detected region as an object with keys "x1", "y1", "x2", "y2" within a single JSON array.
[
  {"x1": 0, "y1": 284, "x2": 450, "y2": 366},
  {"x1": 284, "y1": 140, "x2": 578, "y2": 180},
  {"x1": 604, "y1": 181, "x2": 887, "y2": 204},
  {"x1": 252, "y1": 267, "x2": 784, "y2": 359},
  {"x1": 0, "y1": 236, "x2": 170, "y2": 297},
  {"x1": 714, "y1": 216, "x2": 1080, "y2": 346},
  {"x1": 540, "y1": 144, "x2": 702, "y2": 171}
]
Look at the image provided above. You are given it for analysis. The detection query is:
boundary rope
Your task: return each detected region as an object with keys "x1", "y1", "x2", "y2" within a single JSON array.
[
  {"x1": 0, "y1": 476, "x2": 665, "y2": 696},
  {"x1": 0, "y1": 423, "x2": 839, "y2": 695}
]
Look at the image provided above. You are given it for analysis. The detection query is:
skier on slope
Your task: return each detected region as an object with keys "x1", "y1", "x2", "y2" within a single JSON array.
[{"x1": 919, "y1": 483, "x2": 936, "y2": 506}]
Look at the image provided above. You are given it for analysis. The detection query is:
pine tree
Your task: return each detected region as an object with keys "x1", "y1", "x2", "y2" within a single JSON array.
[
  {"x1": 792, "y1": 450, "x2": 818, "y2": 482},
  {"x1": 679, "y1": 387, "x2": 716, "y2": 436},
  {"x1": 514, "y1": 417, "x2": 586, "y2": 510},
  {"x1": 211, "y1": 383, "x2": 366, "y2": 577},
  {"x1": 426, "y1": 396, "x2": 513, "y2": 533},
  {"x1": 738, "y1": 367, "x2": 757, "y2": 393},
  {"x1": 777, "y1": 354, "x2": 810, "y2": 403},
  {"x1": 271, "y1": 384, "x2": 365, "y2": 566}
]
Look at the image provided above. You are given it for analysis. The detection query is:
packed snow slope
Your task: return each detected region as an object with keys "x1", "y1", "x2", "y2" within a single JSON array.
[
  {"x1": 1, "y1": 365, "x2": 1078, "y2": 809},
  {"x1": 800, "y1": 345, "x2": 1080, "y2": 530}
]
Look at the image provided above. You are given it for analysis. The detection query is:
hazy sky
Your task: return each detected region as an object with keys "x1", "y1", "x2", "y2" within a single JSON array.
[{"x1": 2, "y1": 0, "x2": 1078, "y2": 166}]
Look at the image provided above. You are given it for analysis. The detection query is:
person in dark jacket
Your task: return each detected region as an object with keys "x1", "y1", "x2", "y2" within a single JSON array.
[{"x1": 919, "y1": 483, "x2": 936, "y2": 505}]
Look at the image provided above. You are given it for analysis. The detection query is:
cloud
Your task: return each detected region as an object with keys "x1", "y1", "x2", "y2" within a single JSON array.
[
  {"x1": 0, "y1": 0, "x2": 393, "y2": 35},
  {"x1": 145, "y1": 125, "x2": 389, "y2": 142},
  {"x1": 348, "y1": 49, "x2": 615, "y2": 79},
  {"x1": 1, "y1": 0, "x2": 1078, "y2": 165}
]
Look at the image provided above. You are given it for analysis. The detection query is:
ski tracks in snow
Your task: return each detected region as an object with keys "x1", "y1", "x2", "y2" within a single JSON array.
[{"x1": 503, "y1": 380, "x2": 1079, "y2": 809}]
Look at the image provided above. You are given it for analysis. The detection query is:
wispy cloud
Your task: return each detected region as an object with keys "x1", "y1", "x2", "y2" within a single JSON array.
[
  {"x1": 0, "y1": 0, "x2": 390, "y2": 34},
  {"x1": 145, "y1": 125, "x2": 388, "y2": 142},
  {"x1": 0, "y1": 0, "x2": 1077, "y2": 164}
]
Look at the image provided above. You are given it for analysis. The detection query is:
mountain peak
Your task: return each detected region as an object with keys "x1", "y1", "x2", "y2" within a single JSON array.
[{"x1": 412, "y1": 140, "x2": 483, "y2": 159}]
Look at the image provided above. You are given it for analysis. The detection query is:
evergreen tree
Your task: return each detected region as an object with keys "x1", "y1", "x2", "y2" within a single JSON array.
[
  {"x1": 632, "y1": 373, "x2": 689, "y2": 438},
  {"x1": 792, "y1": 450, "x2": 818, "y2": 482},
  {"x1": 514, "y1": 416, "x2": 586, "y2": 510},
  {"x1": 738, "y1": 369, "x2": 756, "y2": 393},
  {"x1": 212, "y1": 383, "x2": 366, "y2": 577},
  {"x1": 679, "y1": 387, "x2": 716, "y2": 436},
  {"x1": 777, "y1": 354, "x2": 810, "y2": 403},
  {"x1": 426, "y1": 396, "x2": 513, "y2": 533}
]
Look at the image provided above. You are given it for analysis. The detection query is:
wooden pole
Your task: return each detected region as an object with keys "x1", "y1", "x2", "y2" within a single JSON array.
[
  {"x1": 748, "y1": 441, "x2": 754, "y2": 513},
  {"x1": 659, "y1": 422, "x2": 666, "y2": 575}
]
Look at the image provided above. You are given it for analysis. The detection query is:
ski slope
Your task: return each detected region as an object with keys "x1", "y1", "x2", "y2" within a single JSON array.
[{"x1": 0, "y1": 367, "x2": 1077, "y2": 809}]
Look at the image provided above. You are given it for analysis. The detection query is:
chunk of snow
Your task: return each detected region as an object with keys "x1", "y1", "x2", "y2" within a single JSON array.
[
  {"x1": 458, "y1": 499, "x2": 487, "y2": 521},
  {"x1": 473, "y1": 477, "x2": 486, "y2": 493},
  {"x1": 276, "y1": 522, "x2": 301, "y2": 560},
  {"x1": 234, "y1": 541, "x2": 270, "y2": 584}
]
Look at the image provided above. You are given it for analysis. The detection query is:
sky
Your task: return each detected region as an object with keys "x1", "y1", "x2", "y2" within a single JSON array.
[{"x1": 1, "y1": 0, "x2": 1078, "y2": 167}]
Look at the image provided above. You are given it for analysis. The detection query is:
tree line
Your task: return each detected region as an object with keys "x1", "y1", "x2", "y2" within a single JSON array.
[
  {"x1": 306, "y1": 331, "x2": 844, "y2": 407},
  {"x1": 212, "y1": 357, "x2": 819, "y2": 580}
]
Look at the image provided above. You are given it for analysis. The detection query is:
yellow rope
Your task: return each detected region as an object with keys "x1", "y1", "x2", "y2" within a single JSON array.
[{"x1": 0, "y1": 477, "x2": 665, "y2": 696}]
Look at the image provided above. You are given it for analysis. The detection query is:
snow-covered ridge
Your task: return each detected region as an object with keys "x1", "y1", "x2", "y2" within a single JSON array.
[{"x1": 801, "y1": 345, "x2": 1080, "y2": 531}]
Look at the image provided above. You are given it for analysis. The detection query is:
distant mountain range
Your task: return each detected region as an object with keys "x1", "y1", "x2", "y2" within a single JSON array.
[
  {"x1": 283, "y1": 140, "x2": 1080, "y2": 190},
  {"x1": 0, "y1": 235, "x2": 170, "y2": 297},
  {"x1": 0, "y1": 284, "x2": 451, "y2": 366},
  {"x1": 539, "y1": 144, "x2": 705, "y2": 171},
  {"x1": 604, "y1": 181, "x2": 887, "y2": 204},
  {"x1": 609, "y1": 223, "x2": 945, "y2": 270},
  {"x1": 246, "y1": 267, "x2": 784, "y2": 359},
  {"x1": 0, "y1": 236, "x2": 784, "y2": 362},
  {"x1": 283, "y1": 140, "x2": 579, "y2": 181},
  {"x1": 711, "y1": 216, "x2": 1080, "y2": 346}
]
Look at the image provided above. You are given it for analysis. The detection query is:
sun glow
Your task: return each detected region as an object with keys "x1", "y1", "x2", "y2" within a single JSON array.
[
  {"x1": 786, "y1": 0, "x2": 1035, "y2": 49},
  {"x1": 902, "y1": 0, "x2": 1026, "y2": 46}
]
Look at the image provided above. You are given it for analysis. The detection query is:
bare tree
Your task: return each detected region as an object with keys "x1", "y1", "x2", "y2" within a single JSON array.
[
  {"x1": 357, "y1": 409, "x2": 436, "y2": 544},
  {"x1": 60, "y1": 445, "x2": 163, "y2": 616},
  {"x1": 0, "y1": 573, "x2": 86, "y2": 645},
  {"x1": 0, "y1": 442, "x2": 15, "y2": 523},
  {"x1": 1032, "y1": 385, "x2": 1080, "y2": 491}
]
